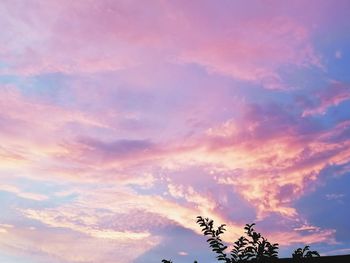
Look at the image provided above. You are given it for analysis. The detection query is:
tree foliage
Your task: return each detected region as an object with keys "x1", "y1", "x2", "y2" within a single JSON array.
[
  {"x1": 197, "y1": 216, "x2": 278, "y2": 262},
  {"x1": 196, "y1": 216, "x2": 229, "y2": 262},
  {"x1": 292, "y1": 245, "x2": 320, "y2": 259},
  {"x1": 162, "y1": 216, "x2": 319, "y2": 263}
]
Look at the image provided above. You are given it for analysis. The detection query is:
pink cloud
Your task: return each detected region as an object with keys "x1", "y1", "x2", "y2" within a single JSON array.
[
  {"x1": 303, "y1": 81, "x2": 350, "y2": 116},
  {"x1": 270, "y1": 228, "x2": 336, "y2": 246},
  {"x1": 176, "y1": 15, "x2": 321, "y2": 88},
  {"x1": 1, "y1": 81, "x2": 346, "y2": 252},
  {"x1": 0, "y1": 0, "x2": 322, "y2": 89},
  {"x1": 22, "y1": 208, "x2": 151, "y2": 240},
  {"x1": 44, "y1": 99, "x2": 349, "y2": 224},
  {"x1": 0, "y1": 224, "x2": 158, "y2": 263},
  {"x1": 0, "y1": 184, "x2": 48, "y2": 201},
  {"x1": 0, "y1": 1, "x2": 147, "y2": 75}
]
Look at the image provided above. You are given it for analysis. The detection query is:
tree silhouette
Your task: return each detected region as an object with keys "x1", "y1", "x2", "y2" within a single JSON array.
[
  {"x1": 196, "y1": 216, "x2": 229, "y2": 262},
  {"x1": 292, "y1": 245, "x2": 320, "y2": 260},
  {"x1": 197, "y1": 216, "x2": 278, "y2": 262},
  {"x1": 161, "y1": 216, "x2": 320, "y2": 263}
]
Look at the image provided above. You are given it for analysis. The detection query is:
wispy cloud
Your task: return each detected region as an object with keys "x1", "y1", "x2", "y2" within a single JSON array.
[
  {"x1": 0, "y1": 184, "x2": 48, "y2": 201},
  {"x1": 302, "y1": 81, "x2": 350, "y2": 116}
]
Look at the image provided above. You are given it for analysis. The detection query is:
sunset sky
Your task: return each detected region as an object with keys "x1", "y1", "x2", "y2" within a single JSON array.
[{"x1": 0, "y1": 1, "x2": 350, "y2": 262}]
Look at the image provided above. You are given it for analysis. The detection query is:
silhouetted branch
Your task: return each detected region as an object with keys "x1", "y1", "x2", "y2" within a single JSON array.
[{"x1": 162, "y1": 216, "x2": 320, "y2": 263}]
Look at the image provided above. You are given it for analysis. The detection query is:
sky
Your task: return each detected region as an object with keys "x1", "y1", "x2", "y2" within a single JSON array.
[{"x1": 0, "y1": 0, "x2": 350, "y2": 262}]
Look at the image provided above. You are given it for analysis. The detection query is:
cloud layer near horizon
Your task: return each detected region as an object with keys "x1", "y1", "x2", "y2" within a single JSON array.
[{"x1": 1, "y1": 1, "x2": 350, "y2": 262}]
